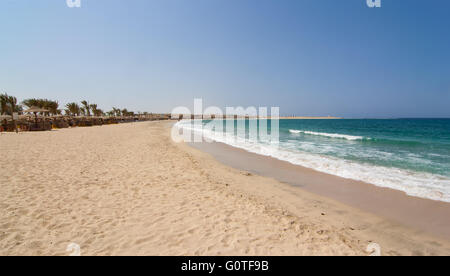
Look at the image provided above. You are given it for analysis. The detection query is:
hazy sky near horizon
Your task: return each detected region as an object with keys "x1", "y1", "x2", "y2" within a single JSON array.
[{"x1": 1, "y1": 0, "x2": 449, "y2": 118}]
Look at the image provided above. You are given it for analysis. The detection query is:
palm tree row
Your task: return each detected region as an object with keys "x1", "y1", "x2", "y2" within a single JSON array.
[
  {"x1": 65, "y1": 101, "x2": 108, "y2": 117},
  {"x1": 64, "y1": 102, "x2": 137, "y2": 117},
  {"x1": 2, "y1": 92, "x2": 144, "y2": 119},
  {"x1": 104, "y1": 107, "x2": 136, "y2": 117}
]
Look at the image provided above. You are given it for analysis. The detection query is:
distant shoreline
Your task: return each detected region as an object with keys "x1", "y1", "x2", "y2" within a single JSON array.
[{"x1": 279, "y1": 116, "x2": 342, "y2": 119}]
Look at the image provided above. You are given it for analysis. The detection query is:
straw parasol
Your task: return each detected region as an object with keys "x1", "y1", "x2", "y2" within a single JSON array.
[
  {"x1": 23, "y1": 106, "x2": 49, "y2": 114},
  {"x1": 23, "y1": 106, "x2": 49, "y2": 124}
]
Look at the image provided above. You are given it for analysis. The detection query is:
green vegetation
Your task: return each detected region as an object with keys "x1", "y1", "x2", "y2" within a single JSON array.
[
  {"x1": 1, "y1": 92, "x2": 140, "y2": 118},
  {"x1": 0, "y1": 93, "x2": 22, "y2": 115}
]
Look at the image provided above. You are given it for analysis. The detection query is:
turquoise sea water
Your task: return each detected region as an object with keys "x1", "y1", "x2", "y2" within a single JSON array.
[{"x1": 177, "y1": 119, "x2": 450, "y2": 202}]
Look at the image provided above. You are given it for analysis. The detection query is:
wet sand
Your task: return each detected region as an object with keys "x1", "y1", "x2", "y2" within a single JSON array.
[{"x1": 190, "y1": 140, "x2": 450, "y2": 241}]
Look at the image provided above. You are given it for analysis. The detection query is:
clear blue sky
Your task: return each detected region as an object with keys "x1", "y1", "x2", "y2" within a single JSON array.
[{"x1": 1, "y1": 0, "x2": 449, "y2": 118}]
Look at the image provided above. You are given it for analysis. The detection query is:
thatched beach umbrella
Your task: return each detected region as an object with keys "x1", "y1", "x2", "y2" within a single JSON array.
[
  {"x1": 24, "y1": 106, "x2": 49, "y2": 114},
  {"x1": 24, "y1": 106, "x2": 49, "y2": 126},
  {"x1": 24, "y1": 106, "x2": 49, "y2": 118}
]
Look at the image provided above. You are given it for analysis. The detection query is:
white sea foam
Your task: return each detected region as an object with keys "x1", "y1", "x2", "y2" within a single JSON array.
[
  {"x1": 177, "y1": 122, "x2": 450, "y2": 203},
  {"x1": 289, "y1": 129, "x2": 367, "y2": 141}
]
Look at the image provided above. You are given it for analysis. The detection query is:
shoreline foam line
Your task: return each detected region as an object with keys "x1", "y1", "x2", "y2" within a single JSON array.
[
  {"x1": 176, "y1": 121, "x2": 450, "y2": 203},
  {"x1": 289, "y1": 129, "x2": 367, "y2": 141}
]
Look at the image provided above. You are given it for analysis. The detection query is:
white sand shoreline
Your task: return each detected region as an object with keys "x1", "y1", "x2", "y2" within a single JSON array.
[
  {"x1": 189, "y1": 138, "x2": 450, "y2": 241},
  {"x1": 1, "y1": 121, "x2": 449, "y2": 255}
]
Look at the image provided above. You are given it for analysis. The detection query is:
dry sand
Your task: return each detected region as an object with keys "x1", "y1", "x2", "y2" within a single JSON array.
[{"x1": 0, "y1": 121, "x2": 449, "y2": 256}]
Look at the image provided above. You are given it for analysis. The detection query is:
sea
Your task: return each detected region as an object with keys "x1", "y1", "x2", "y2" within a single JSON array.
[{"x1": 176, "y1": 119, "x2": 450, "y2": 202}]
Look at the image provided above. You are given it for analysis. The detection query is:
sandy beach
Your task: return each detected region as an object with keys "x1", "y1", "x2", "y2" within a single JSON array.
[
  {"x1": 1, "y1": 121, "x2": 449, "y2": 256},
  {"x1": 191, "y1": 140, "x2": 450, "y2": 241}
]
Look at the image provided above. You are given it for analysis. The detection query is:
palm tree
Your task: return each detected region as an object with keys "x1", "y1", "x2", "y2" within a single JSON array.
[
  {"x1": 45, "y1": 100, "x2": 59, "y2": 115},
  {"x1": 112, "y1": 107, "x2": 121, "y2": 117},
  {"x1": 122, "y1": 108, "x2": 129, "y2": 117},
  {"x1": 95, "y1": 109, "x2": 104, "y2": 117},
  {"x1": 90, "y1": 104, "x2": 97, "y2": 115},
  {"x1": 8, "y1": 95, "x2": 19, "y2": 114},
  {"x1": 22, "y1": 98, "x2": 41, "y2": 109},
  {"x1": 89, "y1": 104, "x2": 103, "y2": 117},
  {"x1": 65, "y1": 102, "x2": 81, "y2": 116},
  {"x1": 0, "y1": 93, "x2": 8, "y2": 115},
  {"x1": 81, "y1": 101, "x2": 91, "y2": 116},
  {"x1": 8, "y1": 95, "x2": 19, "y2": 132},
  {"x1": 0, "y1": 93, "x2": 21, "y2": 116}
]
